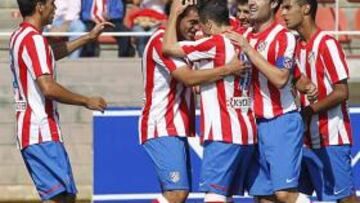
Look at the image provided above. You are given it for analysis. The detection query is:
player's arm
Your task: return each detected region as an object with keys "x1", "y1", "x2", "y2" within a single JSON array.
[
  {"x1": 51, "y1": 22, "x2": 115, "y2": 60},
  {"x1": 293, "y1": 66, "x2": 318, "y2": 102},
  {"x1": 36, "y1": 75, "x2": 107, "y2": 112},
  {"x1": 225, "y1": 30, "x2": 292, "y2": 89},
  {"x1": 172, "y1": 55, "x2": 248, "y2": 86},
  {"x1": 162, "y1": 0, "x2": 191, "y2": 57},
  {"x1": 301, "y1": 80, "x2": 348, "y2": 124}
]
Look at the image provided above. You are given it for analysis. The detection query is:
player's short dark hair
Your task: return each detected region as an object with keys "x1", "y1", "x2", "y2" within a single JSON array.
[
  {"x1": 237, "y1": 0, "x2": 248, "y2": 5},
  {"x1": 178, "y1": 5, "x2": 198, "y2": 21},
  {"x1": 273, "y1": 0, "x2": 282, "y2": 13},
  {"x1": 17, "y1": 0, "x2": 47, "y2": 17},
  {"x1": 297, "y1": 0, "x2": 317, "y2": 19},
  {"x1": 198, "y1": 0, "x2": 230, "y2": 26}
]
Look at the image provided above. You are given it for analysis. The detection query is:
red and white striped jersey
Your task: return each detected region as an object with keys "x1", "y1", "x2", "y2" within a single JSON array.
[
  {"x1": 244, "y1": 22, "x2": 298, "y2": 119},
  {"x1": 139, "y1": 28, "x2": 195, "y2": 144},
  {"x1": 91, "y1": 0, "x2": 106, "y2": 23},
  {"x1": 9, "y1": 22, "x2": 62, "y2": 149},
  {"x1": 180, "y1": 34, "x2": 257, "y2": 145},
  {"x1": 294, "y1": 30, "x2": 352, "y2": 148}
]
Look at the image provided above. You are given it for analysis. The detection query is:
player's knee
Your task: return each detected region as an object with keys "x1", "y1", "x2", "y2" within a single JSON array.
[
  {"x1": 274, "y1": 191, "x2": 296, "y2": 202},
  {"x1": 164, "y1": 190, "x2": 189, "y2": 203},
  {"x1": 339, "y1": 194, "x2": 360, "y2": 203}
]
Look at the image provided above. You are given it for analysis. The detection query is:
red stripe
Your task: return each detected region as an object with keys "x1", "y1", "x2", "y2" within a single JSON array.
[
  {"x1": 93, "y1": 0, "x2": 103, "y2": 22},
  {"x1": 233, "y1": 76, "x2": 248, "y2": 144},
  {"x1": 24, "y1": 33, "x2": 44, "y2": 77},
  {"x1": 140, "y1": 32, "x2": 163, "y2": 143},
  {"x1": 248, "y1": 110, "x2": 257, "y2": 143},
  {"x1": 316, "y1": 58, "x2": 330, "y2": 146},
  {"x1": 322, "y1": 40, "x2": 340, "y2": 83},
  {"x1": 214, "y1": 36, "x2": 232, "y2": 142},
  {"x1": 341, "y1": 103, "x2": 352, "y2": 144},
  {"x1": 17, "y1": 41, "x2": 31, "y2": 148},
  {"x1": 164, "y1": 79, "x2": 179, "y2": 135},
  {"x1": 267, "y1": 39, "x2": 282, "y2": 117},
  {"x1": 252, "y1": 37, "x2": 264, "y2": 118},
  {"x1": 182, "y1": 38, "x2": 216, "y2": 55}
]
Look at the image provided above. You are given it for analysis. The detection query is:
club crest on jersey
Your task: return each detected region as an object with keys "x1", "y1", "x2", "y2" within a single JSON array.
[
  {"x1": 283, "y1": 57, "x2": 294, "y2": 69},
  {"x1": 257, "y1": 41, "x2": 267, "y2": 53},
  {"x1": 169, "y1": 171, "x2": 180, "y2": 183},
  {"x1": 307, "y1": 52, "x2": 316, "y2": 64}
]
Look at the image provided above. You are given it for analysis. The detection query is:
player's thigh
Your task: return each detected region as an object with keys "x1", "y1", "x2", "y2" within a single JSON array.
[
  {"x1": 21, "y1": 141, "x2": 77, "y2": 201},
  {"x1": 143, "y1": 136, "x2": 191, "y2": 190},
  {"x1": 199, "y1": 141, "x2": 248, "y2": 196}
]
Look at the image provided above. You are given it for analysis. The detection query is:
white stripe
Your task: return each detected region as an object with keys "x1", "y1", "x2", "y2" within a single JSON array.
[
  {"x1": 188, "y1": 135, "x2": 203, "y2": 158},
  {"x1": 325, "y1": 39, "x2": 348, "y2": 81},
  {"x1": 33, "y1": 35, "x2": 50, "y2": 74}
]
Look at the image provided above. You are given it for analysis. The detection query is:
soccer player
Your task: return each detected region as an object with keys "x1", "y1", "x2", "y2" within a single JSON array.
[
  {"x1": 224, "y1": 0, "x2": 313, "y2": 202},
  {"x1": 10, "y1": 0, "x2": 110, "y2": 202},
  {"x1": 139, "y1": 1, "x2": 248, "y2": 203},
  {"x1": 281, "y1": 0, "x2": 359, "y2": 202},
  {"x1": 162, "y1": 0, "x2": 257, "y2": 202},
  {"x1": 235, "y1": 0, "x2": 251, "y2": 29}
]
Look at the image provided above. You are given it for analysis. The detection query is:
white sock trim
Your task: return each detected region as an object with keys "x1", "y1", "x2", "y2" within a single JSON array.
[
  {"x1": 157, "y1": 195, "x2": 170, "y2": 203},
  {"x1": 204, "y1": 193, "x2": 227, "y2": 202},
  {"x1": 295, "y1": 193, "x2": 311, "y2": 203}
]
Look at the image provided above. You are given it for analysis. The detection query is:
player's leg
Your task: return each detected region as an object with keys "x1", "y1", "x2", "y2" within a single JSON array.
[
  {"x1": 305, "y1": 146, "x2": 358, "y2": 203},
  {"x1": 144, "y1": 136, "x2": 191, "y2": 203},
  {"x1": 199, "y1": 141, "x2": 245, "y2": 203},
  {"x1": 227, "y1": 145, "x2": 256, "y2": 202},
  {"x1": 258, "y1": 112, "x2": 309, "y2": 203},
  {"x1": 21, "y1": 141, "x2": 78, "y2": 202}
]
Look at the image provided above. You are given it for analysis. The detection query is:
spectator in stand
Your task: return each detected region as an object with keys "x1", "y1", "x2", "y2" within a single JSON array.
[
  {"x1": 81, "y1": 0, "x2": 135, "y2": 57},
  {"x1": 130, "y1": 0, "x2": 169, "y2": 57},
  {"x1": 48, "y1": 0, "x2": 86, "y2": 59}
]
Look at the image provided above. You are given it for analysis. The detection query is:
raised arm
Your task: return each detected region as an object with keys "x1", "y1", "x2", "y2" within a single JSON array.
[
  {"x1": 51, "y1": 22, "x2": 115, "y2": 60},
  {"x1": 162, "y1": 0, "x2": 192, "y2": 57}
]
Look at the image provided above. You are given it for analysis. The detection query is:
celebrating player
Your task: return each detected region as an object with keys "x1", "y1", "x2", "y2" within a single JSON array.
[
  {"x1": 10, "y1": 0, "x2": 110, "y2": 202},
  {"x1": 162, "y1": 0, "x2": 257, "y2": 202},
  {"x1": 139, "y1": 1, "x2": 248, "y2": 203},
  {"x1": 281, "y1": 0, "x2": 359, "y2": 202},
  {"x1": 225, "y1": 0, "x2": 314, "y2": 202}
]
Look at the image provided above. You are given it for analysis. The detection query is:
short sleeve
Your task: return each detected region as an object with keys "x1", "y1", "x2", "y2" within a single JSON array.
[
  {"x1": 179, "y1": 36, "x2": 217, "y2": 62},
  {"x1": 321, "y1": 38, "x2": 349, "y2": 84},
  {"x1": 275, "y1": 32, "x2": 296, "y2": 70},
  {"x1": 153, "y1": 39, "x2": 187, "y2": 72},
  {"x1": 22, "y1": 34, "x2": 52, "y2": 79}
]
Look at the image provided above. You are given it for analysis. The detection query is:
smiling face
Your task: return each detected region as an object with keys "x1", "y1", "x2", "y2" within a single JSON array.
[
  {"x1": 236, "y1": 3, "x2": 251, "y2": 28},
  {"x1": 248, "y1": 0, "x2": 279, "y2": 23},
  {"x1": 178, "y1": 8, "x2": 200, "y2": 40},
  {"x1": 281, "y1": 0, "x2": 304, "y2": 30}
]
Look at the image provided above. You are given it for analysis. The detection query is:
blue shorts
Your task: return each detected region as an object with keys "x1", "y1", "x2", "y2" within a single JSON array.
[
  {"x1": 299, "y1": 146, "x2": 355, "y2": 201},
  {"x1": 248, "y1": 111, "x2": 304, "y2": 196},
  {"x1": 143, "y1": 136, "x2": 192, "y2": 191},
  {"x1": 200, "y1": 141, "x2": 255, "y2": 196},
  {"x1": 21, "y1": 141, "x2": 77, "y2": 200}
]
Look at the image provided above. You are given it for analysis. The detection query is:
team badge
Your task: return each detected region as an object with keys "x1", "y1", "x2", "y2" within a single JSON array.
[
  {"x1": 257, "y1": 41, "x2": 267, "y2": 52},
  {"x1": 283, "y1": 57, "x2": 294, "y2": 69},
  {"x1": 169, "y1": 171, "x2": 180, "y2": 183},
  {"x1": 307, "y1": 52, "x2": 316, "y2": 64}
]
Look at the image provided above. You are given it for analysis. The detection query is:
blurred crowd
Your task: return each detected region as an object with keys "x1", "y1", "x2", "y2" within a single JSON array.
[{"x1": 44, "y1": 0, "x2": 248, "y2": 58}]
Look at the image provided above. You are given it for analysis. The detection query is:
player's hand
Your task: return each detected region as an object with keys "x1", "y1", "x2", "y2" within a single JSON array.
[
  {"x1": 226, "y1": 51, "x2": 250, "y2": 76},
  {"x1": 304, "y1": 83, "x2": 318, "y2": 103},
  {"x1": 87, "y1": 22, "x2": 115, "y2": 41},
  {"x1": 85, "y1": 97, "x2": 107, "y2": 112},
  {"x1": 225, "y1": 31, "x2": 251, "y2": 53},
  {"x1": 171, "y1": 0, "x2": 195, "y2": 16}
]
